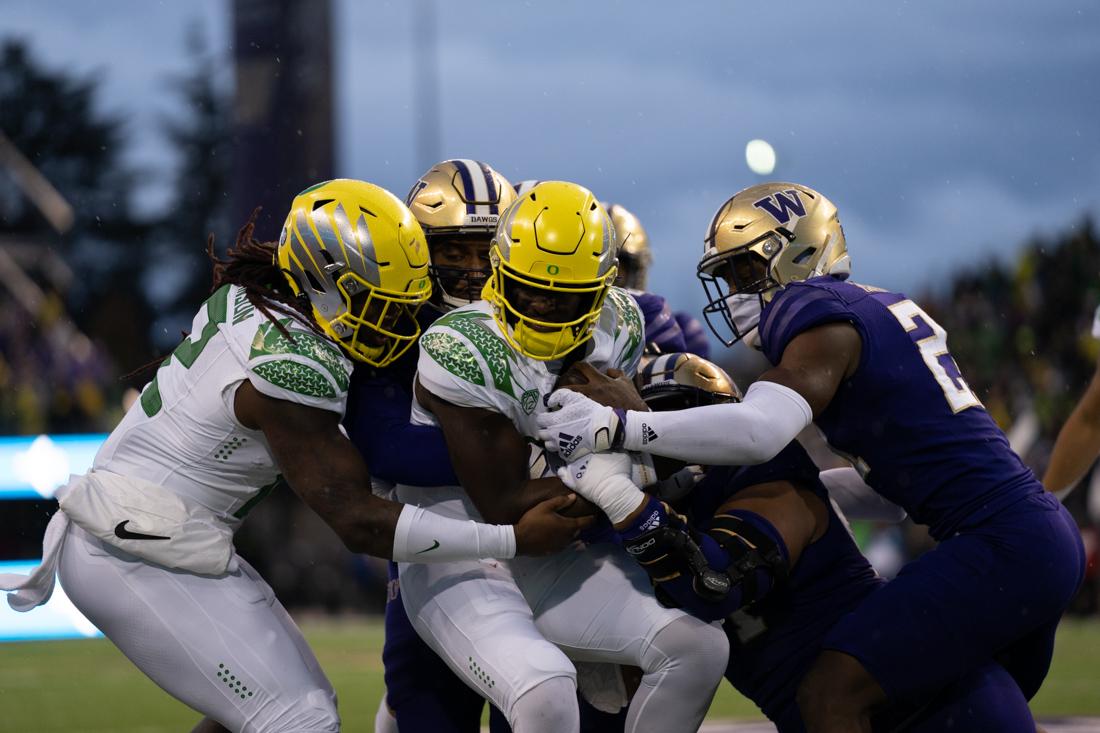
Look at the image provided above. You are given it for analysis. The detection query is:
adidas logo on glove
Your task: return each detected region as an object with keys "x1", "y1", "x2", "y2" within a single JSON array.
[{"x1": 559, "y1": 433, "x2": 583, "y2": 458}]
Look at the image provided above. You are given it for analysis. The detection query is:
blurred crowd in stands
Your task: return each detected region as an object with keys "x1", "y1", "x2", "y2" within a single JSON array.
[{"x1": 0, "y1": 289, "x2": 118, "y2": 435}]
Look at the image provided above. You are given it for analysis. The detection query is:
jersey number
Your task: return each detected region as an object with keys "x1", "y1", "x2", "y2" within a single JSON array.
[
  {"x1": 141, "y1": 288, "x2": 230, "y2": 416},
  {"x1": 886, "y1": 299, "x2": 981, "y2": 413}
]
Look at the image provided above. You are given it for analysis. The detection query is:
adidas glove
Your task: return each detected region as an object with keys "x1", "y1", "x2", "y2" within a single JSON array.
[
  {"x1": 537, "y1": 389, "x2": 625, "y2": 461},
  {"x1": 556, "y1": 452, "x2": 646, "y2": 525}
]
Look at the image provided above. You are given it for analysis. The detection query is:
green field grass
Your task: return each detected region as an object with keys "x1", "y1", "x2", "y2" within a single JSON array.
[{"x1": 2, "y1": 617, "x2": 1098, "y2": 732}]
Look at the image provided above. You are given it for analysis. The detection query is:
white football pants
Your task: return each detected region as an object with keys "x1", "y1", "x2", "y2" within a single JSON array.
[
  {"x1": 396, "y1": 485, "x2": 728, "y2": 733},
  {"x1": 57, "y1": 523, "x2": 339, "y2": 733}
]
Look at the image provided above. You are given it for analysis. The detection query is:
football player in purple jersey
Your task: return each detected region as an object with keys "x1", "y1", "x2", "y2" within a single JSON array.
[{"x1": 536, "y1": 182, "x2": 1085, "y2": 732}]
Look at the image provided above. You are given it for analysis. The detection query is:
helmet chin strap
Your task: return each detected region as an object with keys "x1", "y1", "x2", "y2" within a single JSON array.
[{"x1": 438, "y1": 290, "x2": 473, "y2": 311}]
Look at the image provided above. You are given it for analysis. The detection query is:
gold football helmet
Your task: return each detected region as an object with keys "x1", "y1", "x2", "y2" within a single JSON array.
[
  {"x1": 406, "y1": 159, "x2": 517, "y2": 311},
  {"x1": 698, "y1": 182, "x2": 849, "y2": 346},
  {"x1": 637, "y1": 352, "x2": 741, "y2": 411},
  {"x1": 604, "y1": 202, "x2": 652, "y2": 291},
  {"x1": 484, "y1": 181, "x2": 618, "y2": 361},
  {"x1": 277, "y1": 179, "x2": 431, "y2": 366}
]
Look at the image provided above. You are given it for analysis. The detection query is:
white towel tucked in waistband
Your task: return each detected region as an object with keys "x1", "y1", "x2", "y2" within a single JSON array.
[
  {"x1": 0, "y1": 510, "x2": 70, "y2": 612},
  {"x1": 1, "y1": 470, "x2": 236, "y2": 612}
]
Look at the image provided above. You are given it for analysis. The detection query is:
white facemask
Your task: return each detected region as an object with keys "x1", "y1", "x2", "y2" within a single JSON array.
[{"x1": 725, "y1": 293, "x2": 763, "y2": 350}]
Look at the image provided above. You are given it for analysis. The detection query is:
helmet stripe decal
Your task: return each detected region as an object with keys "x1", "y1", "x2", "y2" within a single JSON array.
[
  {"x1": 476, "y1": 160, "x2": 499, "y2": 215},
  {"x1": 454, "y1": 158, "x2": 491, "y2": 216}
]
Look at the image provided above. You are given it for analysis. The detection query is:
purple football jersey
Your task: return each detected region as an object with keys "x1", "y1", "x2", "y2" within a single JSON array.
[
  {"x1": 759, "y1": 276, "x2": 1041, "y2": 540},
  {"x1": 630, "y1": 290, "x2": 688, "y2": 354}
]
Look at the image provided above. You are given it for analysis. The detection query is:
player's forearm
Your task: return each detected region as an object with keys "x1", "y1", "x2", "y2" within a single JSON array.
[
  {"x1": 316, "y1": 489, "x2": 516, "y2": 561},
  {"x1": 621, "y1": 381, "x2": 812, "y2": 465},
  {"x1": 390, "y1": 503, "x2": 515, "y2": 561},
  {"x1": 474, "y1": 476, "x2": 574, "y2": 525},
  {"x1": 1043, "y1": 412, "x2": 1100, "y2": 494}
]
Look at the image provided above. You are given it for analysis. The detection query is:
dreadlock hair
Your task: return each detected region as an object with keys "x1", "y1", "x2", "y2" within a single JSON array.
[
  {"x1": 209, "y1": 208, "x2": 324, "y2": 340},
  {"x1": 123, "y1": 210, "x2": 319, "y2": 383}
]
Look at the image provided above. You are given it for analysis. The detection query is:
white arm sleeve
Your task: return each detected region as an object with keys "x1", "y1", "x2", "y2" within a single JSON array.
[
  {"x1": 621, "y1": 380, "x2": 813, "y2": 465},
  {"x1": 818, "y1": 468, "x2": 907, "y2": 523},
  {"x1": 392, "y1": 505, "x2": 516, "y2": 562}
]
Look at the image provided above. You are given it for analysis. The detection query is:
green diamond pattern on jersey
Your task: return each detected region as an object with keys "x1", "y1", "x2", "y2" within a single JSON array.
[
  {"x1": 435, "y1": 310, "x2": 522, "y2": 401},
  {"x1": 607, "y1": 288, "x2": 643, "y2": 364},
  {"x1": 252, "y1": 360, "x2": 337, "y2": 399},
  {"x1": 421, "y1": 332, "x2": 485, "y2": 387},
  {"x1": 249, "y1": 321, "x2": 349, "y2": 392}
]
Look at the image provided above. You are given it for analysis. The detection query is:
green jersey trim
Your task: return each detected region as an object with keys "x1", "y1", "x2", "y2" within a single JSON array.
[
  {"x1": 252, "y1": 360, "x2": 338, "y2": 399},
  {"x1": 432, "y1": 310, "x2": 523, "y2": 401},
  {"x1": 607, "y1": 288, "x2": 643, "y2": 366},
  {"x1": 421, "y1": 331, "x2": 485, "y2": 387},
  {"x1": 249, "y1": 321, "x2": 349, "y2": 392}
]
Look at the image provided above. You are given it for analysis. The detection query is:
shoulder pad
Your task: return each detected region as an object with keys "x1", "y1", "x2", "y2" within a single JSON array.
[
  {"x1": 246, "y1": 321, "x2": 351, "y2": 411},
  {"x1": 426, "y1": 309, "x2": 523, "y2": 400}
]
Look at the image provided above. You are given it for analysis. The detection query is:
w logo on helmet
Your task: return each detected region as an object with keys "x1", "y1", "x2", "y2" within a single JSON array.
[{"x1": 752, "y1": 190, "x2": 806, "y2": 225}]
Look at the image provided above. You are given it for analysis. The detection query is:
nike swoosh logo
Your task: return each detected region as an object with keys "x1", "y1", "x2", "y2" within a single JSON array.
[
  {"x1": 414, "y1": 539, "x2": 441, "y2": 554},
  {"x1": 114, "y1": 521, "x2": 171, "y2": 541}
]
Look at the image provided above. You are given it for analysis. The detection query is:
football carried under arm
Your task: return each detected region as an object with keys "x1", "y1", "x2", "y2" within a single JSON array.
[
  {"x1": 235, "y1": 380, "x2": 588, "y2": 559},
  {"x1": 414, "y1": 378, "x2": 600, "y2": 525}
]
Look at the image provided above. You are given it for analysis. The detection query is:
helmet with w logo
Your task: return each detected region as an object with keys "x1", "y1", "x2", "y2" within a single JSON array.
[
  {"x1": 697, "y1": 182, "x2": 848, "y2": 346},
  {"x1": 485, "y1": 181, "x2": 617, "y2": 361},
  {"x1": 277, "y1": 179, "x2": 431, "y2": 366}
]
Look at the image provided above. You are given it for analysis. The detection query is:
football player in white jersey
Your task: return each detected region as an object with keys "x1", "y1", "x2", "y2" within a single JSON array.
[
  {"x1": 403, "y1": 182, "x2": 729, "y2": 733},
  {"x1": 353, "y1": 159, "x2": 521, "y2": 732},
  {"x1": 0, "y1": 179, "x2": 589, "y2": 733}
]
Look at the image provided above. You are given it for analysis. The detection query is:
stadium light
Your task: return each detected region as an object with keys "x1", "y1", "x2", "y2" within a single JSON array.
[{"x1": 745, "y1": 139, "x2": 777, "y2": 176}]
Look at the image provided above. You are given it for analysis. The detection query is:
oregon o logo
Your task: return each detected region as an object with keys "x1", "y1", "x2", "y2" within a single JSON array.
[{"x1": 547, "y1": 264, "x2": 560, "y2": 275}]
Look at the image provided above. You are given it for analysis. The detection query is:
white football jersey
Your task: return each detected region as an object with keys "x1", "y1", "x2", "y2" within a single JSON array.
[
  {"x1": 413, "y1": 287, "x2": 644, "y2": 437},
  {"x1": 94, "y1": 284, "x2": 353, "y2": 522}
]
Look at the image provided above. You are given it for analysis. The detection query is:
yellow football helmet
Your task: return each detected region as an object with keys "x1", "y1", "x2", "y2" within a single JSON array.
[
  {"x1": 698, "y1": 182, "x2": 849, "y2": 346},
  {"x1": 277, "y1": 179, "x2": 431, "y2": 366},
  {"x1": 405, "y1": 159, "x2": 517, "y2": 311},
  {"x1": 484, "y1": 181, "x2": 618, "y2": 361},
  {"x1": 637, "y1": 351, "x2": 741, "y2": 411},
  {"x1": 604, "y1": 202, "x2": 652, "y2": 290}
]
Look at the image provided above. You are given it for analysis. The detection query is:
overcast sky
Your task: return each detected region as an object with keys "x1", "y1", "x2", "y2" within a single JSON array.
[{"x1": 4, "y1": 0, "x2": 1099, "y2": 319}]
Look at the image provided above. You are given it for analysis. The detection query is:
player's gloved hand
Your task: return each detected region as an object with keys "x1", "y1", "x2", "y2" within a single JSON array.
[
  {"x1": 537, "y1": 389, "x2": 626, "y2": 461},
  {"x1": 649, "y1": 464, "x2": 706, "y2": 503},
  {"x1": 514, "y1": 494, "x2": 595, "y2": 556},
  {"x1": 556, "y1": 452, "x2": 646, "y2": 526}
]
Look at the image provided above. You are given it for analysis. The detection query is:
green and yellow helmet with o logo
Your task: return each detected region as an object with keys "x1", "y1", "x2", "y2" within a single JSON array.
[
  {"x1": 483, "y1": 181, "x2": 618, "y2": 361},
  {"x1": 276, "y1": 179, "x2": 432, "y2": 366}
]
